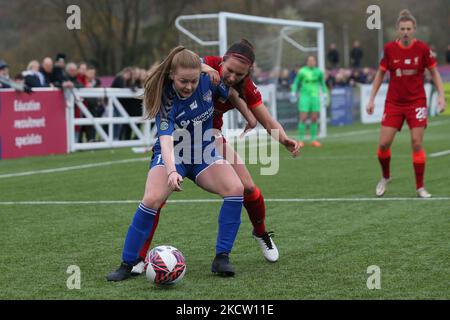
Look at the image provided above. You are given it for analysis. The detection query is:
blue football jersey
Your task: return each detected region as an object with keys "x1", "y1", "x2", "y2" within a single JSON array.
[{"x1": 153, "y1": 73, "x2": 230, "y2": 160}]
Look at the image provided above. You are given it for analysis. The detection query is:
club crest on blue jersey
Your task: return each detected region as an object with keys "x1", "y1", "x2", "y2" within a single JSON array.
[
  {"x1": 160, "y1": 120, "x2": 169, "y2": 131},
  {"x1": 203, "y1": 90, "x2": 212, "y2": 103}
]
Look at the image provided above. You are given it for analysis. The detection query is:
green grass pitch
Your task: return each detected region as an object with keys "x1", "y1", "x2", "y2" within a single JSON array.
[{"x1": 0, "y1": 118, "x2": 449, "y2": 299}]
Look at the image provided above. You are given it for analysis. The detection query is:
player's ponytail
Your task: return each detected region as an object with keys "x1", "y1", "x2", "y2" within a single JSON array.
[
  {"x1": 143, "y1": 46, "x2": 201, "y2": 119},
  {"x1": 396, "y1": 9, "x2": 417, "y2": 28}
]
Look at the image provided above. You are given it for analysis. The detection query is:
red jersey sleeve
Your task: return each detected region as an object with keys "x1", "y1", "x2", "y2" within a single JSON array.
[
  {"x1": 379, "y1": 44, "x2": 390, "y2": 72},
  {"x1": 202, "y1": 56, "x2": 222, "y2": 71},
  {"x1": 244, "y1": 78, "x2": 263, "y2": 109},
  {"x1": 422, "y1": 43, "x2": 438, "y2": 69}
]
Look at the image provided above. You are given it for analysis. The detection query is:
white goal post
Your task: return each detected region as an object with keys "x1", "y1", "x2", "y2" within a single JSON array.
[{"x1": 175, "y1": 11, "x2": 327, "y2": 138}]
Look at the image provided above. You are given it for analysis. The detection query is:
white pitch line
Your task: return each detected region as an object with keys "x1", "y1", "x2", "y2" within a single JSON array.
[
  {"x1": 1, "y1": 197, "x2": 450, "y2": 205},
  {"x1": 323, "y1": 118, "x2": 450, "y2": 140},
  {"x1": 0, "y1": 157, "x2": 149, "y2": 179},
  {"x1": 430, "y1": 150, "x2": 450, "y2": 158}
]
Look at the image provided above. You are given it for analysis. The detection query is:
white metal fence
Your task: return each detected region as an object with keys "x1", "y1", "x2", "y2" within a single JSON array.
[{"x1": 66, "y1": 88, "x2": 156, "y2": 152}]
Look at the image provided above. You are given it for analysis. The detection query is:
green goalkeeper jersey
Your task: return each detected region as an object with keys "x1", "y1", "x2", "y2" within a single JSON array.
[{"x1": 291, "y1": 66, "x2": 327, "y2": 98}]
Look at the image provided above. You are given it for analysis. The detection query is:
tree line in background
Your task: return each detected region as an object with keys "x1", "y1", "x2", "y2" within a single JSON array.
[{"x1": 0, "y1": 0, "x2": 448, "y2": 76}]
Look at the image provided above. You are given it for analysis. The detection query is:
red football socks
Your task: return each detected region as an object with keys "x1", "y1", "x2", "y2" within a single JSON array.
[
  {"x1": 412, "y1": 149, "x2": 426, "y2": 190},
  {"x1": 377, "y1": 147, "x2": 391, "y2": 179},
  {"x1": 244, "y1": 186, "x2": 266, "y2": 237}
]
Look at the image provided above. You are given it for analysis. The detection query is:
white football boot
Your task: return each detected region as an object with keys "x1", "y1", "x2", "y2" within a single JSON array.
[
  {"x1": 131, "y1": 260, "x2": 146, "y2": 275},
  {"x1": 416, "y1": 187, "x2": 431, "y2": 198},
  {"x1": 375, "y1": 177, "x2": 392, "y2": 197},
  {"x1": 253, "y1": 231, "x2": 279, "y2": 262}
]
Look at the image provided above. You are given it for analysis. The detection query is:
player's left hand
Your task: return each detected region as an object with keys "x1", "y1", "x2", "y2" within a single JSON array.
[
  {"x1": 239, "y1": 122, "x2": 256, "y2": 138},
  {"x1": 438, "y1": 95, "x2": 446, "y2": 113},
  {"x1": 283, "y1": 138, "x2": 301, "y2": 158}
]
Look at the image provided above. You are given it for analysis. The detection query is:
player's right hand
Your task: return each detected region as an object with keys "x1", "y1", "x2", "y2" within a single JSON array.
[
  {"x1": 366, "y1": 100, "x2": 375, "y2": 115},
  {"x1": 168, "y1": 171, "x2": 183, "y2": 192}
]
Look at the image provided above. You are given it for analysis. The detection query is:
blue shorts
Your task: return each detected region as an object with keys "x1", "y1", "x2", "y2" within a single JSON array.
[{"x1": 149, "y1": 148, "x2": 224, "y2": 183}]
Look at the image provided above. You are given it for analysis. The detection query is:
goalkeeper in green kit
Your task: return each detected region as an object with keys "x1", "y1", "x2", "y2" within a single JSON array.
[{"x1": 290, "y1": 55, "x2": 329, "y2": 147}]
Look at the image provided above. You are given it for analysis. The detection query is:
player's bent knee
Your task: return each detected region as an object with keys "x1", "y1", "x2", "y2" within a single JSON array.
[
  {"x1": 221, "y1": 181, "x2": 244, "y2": 198},
  {"x1": 412, "y1": 143, "x2": 423, "y2": 152},
  {"x1": 141, "y1": 195, "x2": 164, "y2": 210},
  {"x1": 243, "y1": 183, "x2": 256, "y2": 195},
  {"x1": 378, "y1": 142, "x2": 391, "y2": 151}
]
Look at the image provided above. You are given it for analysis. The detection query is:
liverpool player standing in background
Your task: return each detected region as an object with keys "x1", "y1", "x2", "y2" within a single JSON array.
[{"x1": 366, "y1": 9, "x2": 446, "y2": 198}]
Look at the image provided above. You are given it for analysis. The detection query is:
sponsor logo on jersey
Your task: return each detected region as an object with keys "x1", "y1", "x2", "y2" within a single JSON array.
[
  {"x1": 175, "y1": 119, "x2": 190, "y2": 129},
  {"x1": 402, "y1": 69, "x2": 418, "y2": 76},
  {"x1": 189, "y1": 101, "x2": 198, "y2": 110},
  {"x1": 395, "y1": 69, "x2": 402, "y2": 77}
]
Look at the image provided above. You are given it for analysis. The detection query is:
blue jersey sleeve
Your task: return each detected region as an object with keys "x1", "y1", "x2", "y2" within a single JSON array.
[{"x1": 210, "y1": 79, "x2": 230, "y2": 103}]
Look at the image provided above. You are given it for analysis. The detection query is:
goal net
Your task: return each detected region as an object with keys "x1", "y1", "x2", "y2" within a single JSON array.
[{"x1": 175, "y1": 12, "x2": 326, "y2": 138}]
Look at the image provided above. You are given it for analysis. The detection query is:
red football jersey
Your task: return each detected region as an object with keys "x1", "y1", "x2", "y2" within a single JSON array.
[
  {"x1": 202, "y1": 56, "x2": 263, "y2": 129},
  {"x1": 380, "y1": 39, "x2": 437, "y2": 107}
]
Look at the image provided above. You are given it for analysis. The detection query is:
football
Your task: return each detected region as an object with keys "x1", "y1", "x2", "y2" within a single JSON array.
[{"x1": 145, "y1": 245, "x2": 186, "y2": 285}]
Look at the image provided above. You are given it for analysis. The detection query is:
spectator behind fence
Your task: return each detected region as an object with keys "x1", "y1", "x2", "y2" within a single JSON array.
[
  {"x1": 78, "y1": 65, "x2": 104, "y2": 142},
  {"x1": 111, "y1": 67, "x2": 134, "y2": 140},
  {"x1": 40, "y1": 57, "x2": 56, "y2": 87},
  {"x1": 327, "y1": 43, "x2": 340, "y2": 69},
  {"x1": 118, "y1": 67, "x2": 143, "y2": 140},
  {"x1": 52, "y1": 53, "x2": 75, "y2": 89},
  {"x1": 350, "y1": 41, "x2": 363, "y2": 68},
  {"x1": 77, "y1": 62, "x2": 88, "y2": 87},
  {"x1": 24, "y1": 60, "x2": 48, "y2": 87},
  {"x1": 65, "y1": 62, "x2": 84, "y2": 88}
]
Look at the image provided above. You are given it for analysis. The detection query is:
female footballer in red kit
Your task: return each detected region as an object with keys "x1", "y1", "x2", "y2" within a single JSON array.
[{"x1": 366, "y1": 10, "x2": 446, "y2": 198}]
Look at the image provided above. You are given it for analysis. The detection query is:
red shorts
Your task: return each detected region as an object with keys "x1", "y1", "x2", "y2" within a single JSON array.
[{"x1": 381, "y1": 102, "x2": 428, "y2": 131}]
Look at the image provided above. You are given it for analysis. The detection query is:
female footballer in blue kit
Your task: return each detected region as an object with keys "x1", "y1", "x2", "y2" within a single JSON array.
[{"x1": 106, "y1": 46, "x2": 257, "y2": 281}]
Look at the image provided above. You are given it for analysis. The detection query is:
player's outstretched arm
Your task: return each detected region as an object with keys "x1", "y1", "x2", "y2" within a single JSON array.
[
  {"x1": 429, "y1": 67, "x2": 446, "y2": 113},
  {"x1": 228, "y1": 87, "x2": 257, "y2": 137},
  {"x1": 252, "y1": 104, "x2": 300, "y2": 157},
  {"x1": 160, "y1": 135, "x2": 183, "y2": 191},
  {"x1": 366, "y1": 69, "x2": 386, "y2": 115}
]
